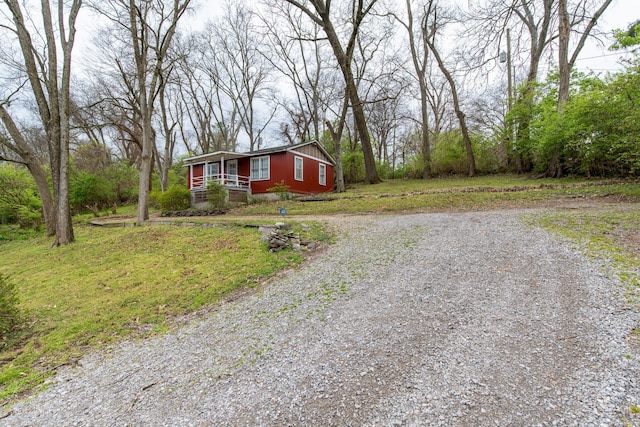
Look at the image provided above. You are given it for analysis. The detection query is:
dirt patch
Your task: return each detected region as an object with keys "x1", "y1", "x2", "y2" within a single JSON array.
[{"x1": 616, "y1": 230, "x2": 640, "y2": 258}]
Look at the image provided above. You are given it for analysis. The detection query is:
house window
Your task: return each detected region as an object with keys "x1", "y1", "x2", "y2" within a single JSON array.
[
  {"x1": 227, "y1": 159, "x2": 238, "y2": 177},
  {"x1": 250, "y1": 156, "x2": 269, "y2": 180},
  {"x1": 319, "y1": 163, "x2": 327, "y2": 186},
  {"x1": 294, "y1": 156, "x2": 303, "y2": 181},
  {"x1": 206, "y1": 162, "x2": 219, "y2": 178}
]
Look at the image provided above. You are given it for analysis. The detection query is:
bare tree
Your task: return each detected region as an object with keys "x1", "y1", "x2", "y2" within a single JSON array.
[
  {"x1": 155, "y1": 77, "x2": 181, "y2": 191},
  {"x1": 424, "y1": 1, "x2": 475, "y2": 176},
  {"x1": 261, "y1": 3, "x2": 332, "y2": 144},
  {"x1": 206, "y1": 1, "x2": 276, "y2": 151},
  {"x1": 93, "y1": 0, "x2": 192, "y2": 223},
  {"x1": 394, "y1": 0, "x2": 434, "y2": 178},
  {"x1": 281, "y1": 0, "x2": 382, "y2": 184},
  {"x1": 425, "y1": 73, "x2": 450, "y2": 145},
  {"x1": 1, "y1": 0, "x2": 82, "y2": 245},
  {"x1": 326, "y1": 96, "x2": 349, "y2": 192},
  {"x1": 557, "y1": 0, "x2": 613, "y2": 108},
  {"x1": 176, "y1": 35, "x2": 241, "y2": 155}
]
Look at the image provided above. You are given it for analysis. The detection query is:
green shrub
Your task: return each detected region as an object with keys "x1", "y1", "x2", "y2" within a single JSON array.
[
  {"x1": 159, "y1": 185, "x2": 191, "y2": 211},
  {"x1": 431, "y1": 132, "x2": 468, "y2": 175},
  {"x1": 206, "y1": 181, "x2": 227, "y2": 208},
  {"x1": 106, "y1": 162, "x2": 138, "y2": 204},
  {"x1": 70, "y1": 172, "x2": 117, "y2": 216},
  {"x1": 0, "y1": 164, "x2": 43, "y2": 228},
  {"x1": 0, "y1": 274, "x2": 22, "y2": 349},
  {"x1": 342, "y1": 150, "x2": 366, "y2": 183},
  {"x1": 267, "y1": 180, "x2": 290, "y2": 200},
  {"x1": 149, "y1": 190, "x2": 162, "y2": 209}
]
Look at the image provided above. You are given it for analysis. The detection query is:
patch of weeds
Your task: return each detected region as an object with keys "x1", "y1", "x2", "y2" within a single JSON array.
[
  {"x1": 151, "y1": 324, "x2": 168, "y2": 334},
  {"x1": 0, "y1": 225, "x2": 42, "y2": 242},
  {"x1": 630, "y1": 404, "x2": 640, "y2": 414}
]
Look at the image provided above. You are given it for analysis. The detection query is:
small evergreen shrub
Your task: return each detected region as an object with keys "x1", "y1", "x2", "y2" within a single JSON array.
[
  {"x1": 0, "y1": 274, "x2": 22, "y2": 349},
  {"x1": 159, "y1": 185, "x2": 191, "y2": 211},
  {"x1": 206, "y1": 181, "x2": 227, "y2": 208}
]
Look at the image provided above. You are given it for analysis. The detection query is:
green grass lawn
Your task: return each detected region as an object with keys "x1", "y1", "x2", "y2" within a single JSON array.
[
  {"x1": 0, "y1": 222, "x2": 323, "y2": 404},
  {"x1": 234, "y1": 176, "x2": 640, "y2": 216}
]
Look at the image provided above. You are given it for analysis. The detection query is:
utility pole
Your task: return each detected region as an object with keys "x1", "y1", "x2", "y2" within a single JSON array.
[{"x1": 507, "y1": 28, "x2": 513, "y2": 112}]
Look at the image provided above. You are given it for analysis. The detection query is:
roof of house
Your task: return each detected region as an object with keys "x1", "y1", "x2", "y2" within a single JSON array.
[{"x1": 183, "y1": 140, "x2": 335, "y2": 165}]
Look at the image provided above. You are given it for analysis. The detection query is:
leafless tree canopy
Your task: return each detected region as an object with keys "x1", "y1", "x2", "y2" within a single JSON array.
[{"x1": 0, "y1": 0, "x2": 621, "y2": 219}]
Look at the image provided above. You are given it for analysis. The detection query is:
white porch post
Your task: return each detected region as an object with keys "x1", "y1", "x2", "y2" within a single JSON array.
[{"x1": 220, "y1": 155, "x2": 225, "y2": 185}]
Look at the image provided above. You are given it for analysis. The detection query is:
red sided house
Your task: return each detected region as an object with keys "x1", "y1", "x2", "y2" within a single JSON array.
[{"x1": 185, "y1": 141, "x2": 335, "y2": 207}]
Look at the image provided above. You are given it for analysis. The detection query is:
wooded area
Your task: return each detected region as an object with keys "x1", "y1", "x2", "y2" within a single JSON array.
[{"x1": 0, "y1": 0, "x2": 638, "y2": 243}]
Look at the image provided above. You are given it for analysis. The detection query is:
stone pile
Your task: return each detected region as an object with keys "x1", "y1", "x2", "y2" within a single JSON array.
[{"x1": 259, "y1": 222, "x2": 314, "y2": 252}]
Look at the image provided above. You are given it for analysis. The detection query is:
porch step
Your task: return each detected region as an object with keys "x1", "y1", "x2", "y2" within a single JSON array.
[
  {"x1": 228, "y1": 189, "x2": 248, "y2": 203},
  {"x1": 193, "y1": 190, "x2": 208, "y2": 204}
]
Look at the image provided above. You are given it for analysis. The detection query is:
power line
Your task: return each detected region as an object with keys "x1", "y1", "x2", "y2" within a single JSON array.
[{"x1": 575, "y1": 51, "x2": 632, "y2": 61}]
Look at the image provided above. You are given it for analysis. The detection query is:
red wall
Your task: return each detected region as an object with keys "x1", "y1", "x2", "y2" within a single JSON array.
[
  {"x1": 248, "y1": 152, "x2": 334, "y2": 195},
  {"x1": 237, "y1": 158, "x2": 250, "y2": 178},
  {"x1": 190, "y1": 153, "x2": 334, "y2": 194}
]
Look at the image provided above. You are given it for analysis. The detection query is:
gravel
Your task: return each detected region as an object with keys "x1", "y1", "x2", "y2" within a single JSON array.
[{"x1": 2, "y1": 210, "x2": 639, "y2": 426}]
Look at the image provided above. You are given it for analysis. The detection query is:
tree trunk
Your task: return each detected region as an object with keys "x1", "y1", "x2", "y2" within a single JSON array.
[
  {"x1": 546, "y1": 0, "x2": 570, "y2": 179},
  {"x1": 286, "y1": 0, "x2": 381, "y2": 184},
  {"x1": 402, "y1": 0, "x2": 431, "y2": 178},
  {"x1": 137, "y1": 113, "x2": 153, "y2": 223},
  {"x1": 326, "y1": 96, "x2": 350, "y2": 193},
  {"x1": 557, "y1": 0, "x2": 570, "y2": 109},
  {"x1": 426, "y1": 27, "x2": 475, "y2": 177},
  {"x1": 420, "y1": 86, "x2": 431, "y2": 179},
  {"x1": 4, "y1": 0, "x2": 80, "y2": 245},
  {"x1": 323, "y1": 34, "x2": 380, "y2": 183}
]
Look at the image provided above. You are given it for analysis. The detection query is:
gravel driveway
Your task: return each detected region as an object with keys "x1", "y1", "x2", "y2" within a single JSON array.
[{"x1": 3, "y1": 210, "x2": 639, "y2": 426}]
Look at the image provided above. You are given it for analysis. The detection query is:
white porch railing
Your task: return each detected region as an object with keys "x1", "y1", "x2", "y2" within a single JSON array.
[{"x1": 191, "y1": 174, "x2": 250, "y2": 191}]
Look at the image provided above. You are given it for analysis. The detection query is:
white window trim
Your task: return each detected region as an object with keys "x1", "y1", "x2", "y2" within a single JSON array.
[
  {"x1": 251, "y1": 156, "x2": 270, "y2": 181},
  {"x1": 294, "y1": 156, "x2": 304, "y2": 181},
  {"x1": 206, "y1": 162, "x2": 220, "y2": 178},
  {"x1": 227, "y1": 159, "x2": 238, "y2": 176},
  {"x1": 319, "y1": 163, "x2": 327, "y2": 186}
]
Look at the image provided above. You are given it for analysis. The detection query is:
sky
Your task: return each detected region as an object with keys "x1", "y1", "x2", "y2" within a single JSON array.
[
  {"x1": 73, "y1": 0, "x2": 638, "y2": 75},
  {"x1": 569, "y1": 0, "x2": 639, "y2": 74}
]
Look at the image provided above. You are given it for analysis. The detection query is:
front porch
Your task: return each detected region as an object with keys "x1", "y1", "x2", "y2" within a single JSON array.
[{"x1": 190, "y1": 173, "x2": 251, "y2": 207}]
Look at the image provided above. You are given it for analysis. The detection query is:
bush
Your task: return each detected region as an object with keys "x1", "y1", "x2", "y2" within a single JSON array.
[
  {"x1": 0, "y1": 274, "x2": 22, "y2": 349},
  {"x1": 206, "y1": 181, "x2": 227, "y2": 208},
  {"x1": 267, "y1": 180, "x2": 290, "y2": 200},
  {"x1": 149, "y1": 190, "x2": 162, "y2": 209},
  {"x1": 159, "y1": 185, "x2": 191, "y2": 211},
  {"x1": 342, "y1": 150, "x2": 365, "y2": 183},
  {"x1": 0, "y1": 164, "x2": 43, "y2": 229},
  {"x1": 70, "y1": 171, "x2": 117, "y2": 216},
  {"x1": 431, "y1": 132, "x2": 468, "y2": 175}
]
